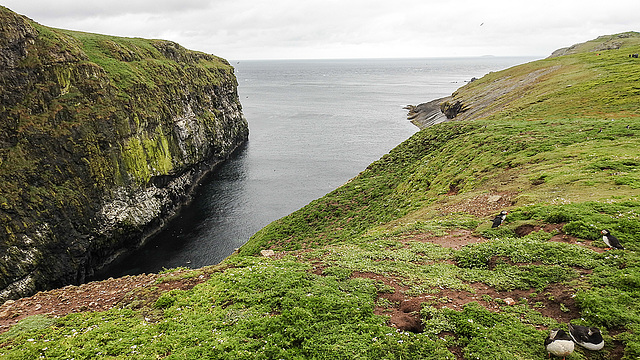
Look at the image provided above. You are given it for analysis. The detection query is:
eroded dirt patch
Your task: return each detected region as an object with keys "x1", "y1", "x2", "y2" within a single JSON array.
[
  {"x1": 352, "y1": 271, "x2": 425, "y2": 333},
  {"x1": 0, "y1": 269, "x2": 212, "y2": 334},
  {"x1": 404, "y1": 229, "x2": 487, "y2": 250},
  {"x1": 515, "y1": 222, "x2": 606, "y2": 253},
  {"x1": 351, "y1": 267, "x2": 583, "y2": 336},
  {"x1": 435, "y1": 191, "x2": 517, "y2": 218}
]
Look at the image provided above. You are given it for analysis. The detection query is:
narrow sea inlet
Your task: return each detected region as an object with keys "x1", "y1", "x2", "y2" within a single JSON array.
[{"x1": 96, "y1": 57, "x2": 536, "y2": 279}]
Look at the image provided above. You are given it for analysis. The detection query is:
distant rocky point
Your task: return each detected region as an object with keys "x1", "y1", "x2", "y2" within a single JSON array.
[
  {"x1": 406, "y1": 31, "x2": 640, "y2": 128},
  {"x1": 403, "y1": 97, "x2": 451, "y2": 129}
]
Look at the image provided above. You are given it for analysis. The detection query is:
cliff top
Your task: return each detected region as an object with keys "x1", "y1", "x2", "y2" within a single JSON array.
[{"x1": 1, "y1": 5, "x2": 233, "y2": 96}]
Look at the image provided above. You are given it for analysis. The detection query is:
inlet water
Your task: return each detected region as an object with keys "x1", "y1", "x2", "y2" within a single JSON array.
[{"x1": 97, "y1": 57, "x2": 537, "y2": 278}]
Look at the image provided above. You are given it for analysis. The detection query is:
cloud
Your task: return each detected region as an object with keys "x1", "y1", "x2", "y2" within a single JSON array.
[
  {"x1": 2, "y1": 0, "x2": 639, "y2": 60},
  {"x1": 4, "y1": 0, "x2": 213, "y2": 19}
]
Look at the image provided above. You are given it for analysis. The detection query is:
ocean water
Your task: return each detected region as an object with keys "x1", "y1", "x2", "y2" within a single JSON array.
[{"x1": 96, "y1": 56, "x2": 537, "y2": 279}]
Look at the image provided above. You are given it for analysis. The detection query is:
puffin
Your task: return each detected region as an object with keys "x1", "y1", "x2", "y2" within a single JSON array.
[
  {"x1": 601, "y1": 229, "x2": 624, "y2": 250},
  {"x1": 545, "y1": 329, "x2": 575, "y2": 359},
  {"x1": 491, "y1": 210, "x2": 508, "y2": 228},
  {"x1": 568, "y1": 323, "x2": 604, "y2": 351}
]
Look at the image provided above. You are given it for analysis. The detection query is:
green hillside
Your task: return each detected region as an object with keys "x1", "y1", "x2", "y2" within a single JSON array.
[{"x1": 2, "y1": 32, "x2": 640, "y2": 359}]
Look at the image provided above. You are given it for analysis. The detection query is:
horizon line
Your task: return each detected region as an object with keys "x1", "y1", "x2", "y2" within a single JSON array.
[{"x1": 229, "y1": 54, "x2": 546, "y2": 62}]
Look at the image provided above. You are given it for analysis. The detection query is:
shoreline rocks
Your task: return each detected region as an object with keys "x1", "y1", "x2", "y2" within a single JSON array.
[{"x1": 404, "y1": 96, "x2": 452, "y2": 129}]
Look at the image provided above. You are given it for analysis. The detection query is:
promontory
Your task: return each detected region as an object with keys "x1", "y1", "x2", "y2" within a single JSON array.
[{"x1": 0, "y1": 6, "x2": 249, "y2": 301}]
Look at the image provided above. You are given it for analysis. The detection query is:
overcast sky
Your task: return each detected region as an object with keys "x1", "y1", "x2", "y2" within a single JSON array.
[{"x1": 2, "y1": 0, "x2": 639, "y2": 60}]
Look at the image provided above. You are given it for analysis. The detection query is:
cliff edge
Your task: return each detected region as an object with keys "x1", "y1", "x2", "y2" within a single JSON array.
[{"x1": 0, "y1": 7, "x2": 249, "y2": 301}]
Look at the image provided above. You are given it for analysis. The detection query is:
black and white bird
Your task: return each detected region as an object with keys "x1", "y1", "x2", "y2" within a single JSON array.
[
  {"x1": 568, "y1": 323, "x2": 604, "y2": 351},
  {"x1": 545, "y1": 329, "x2": 575, "y2": 359},
  {"x1": 601, "y1": 229, "x2": 624, "y2": 250},
  {"x1": 491, "y1": 210, "x2": 508, "y2": 228}
]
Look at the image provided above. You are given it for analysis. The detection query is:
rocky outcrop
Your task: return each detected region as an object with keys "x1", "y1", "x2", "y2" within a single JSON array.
[
  {"x1": 440, "y1": 99, "x2": 468, "y2": 120},
  {"x1": 404, "y1": 95, "x2": 474, "y2": 129},
  {"x1": 0, "y1": 7, "x2": 249, "y2": 301},
  {"x1": 403, "y1": 97, "x2": 451, "y2": 129},
  {"x1": 404, "y1": 80, "x2": 477, "y2": 129}
]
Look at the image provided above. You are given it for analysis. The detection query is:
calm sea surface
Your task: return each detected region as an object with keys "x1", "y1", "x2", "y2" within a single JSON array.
[{"x1": 96, "y1": 57, "x2": 537, "y2": 279}]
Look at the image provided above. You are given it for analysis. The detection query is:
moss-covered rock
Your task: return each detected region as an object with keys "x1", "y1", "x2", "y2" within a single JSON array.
[{"x1": 0, "y1": 6, "x2": 248, "y2": 300}]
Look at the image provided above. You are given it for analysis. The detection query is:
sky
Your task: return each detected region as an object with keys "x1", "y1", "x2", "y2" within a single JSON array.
[{"x1": 2, "y1": 0, "x2": 639, "y2": 60}]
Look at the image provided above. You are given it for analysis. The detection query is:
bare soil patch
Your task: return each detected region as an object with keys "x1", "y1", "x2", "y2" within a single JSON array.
[
  {"x1": 404, "y1": 229, "x2": 487, "y2": 250},
  {"x1": 515, "y1": 222, "x2": 606, "y2": 253},
  {"x1": 357, "y1": 270, "x2": 581, "y2": 332},
  {"x1": 357, "y1": 268, "x2": 629, "y2": 360},
  {"x1": 0, "y1": 269, "x2": 211, "y2": 334},
  {"x1": 436, "y1": 191, "x2": 516, "y2": 218}
]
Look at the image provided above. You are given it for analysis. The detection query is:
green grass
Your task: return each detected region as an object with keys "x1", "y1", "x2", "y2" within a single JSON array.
[
  {"x1": 3, "y1": 31, "x2": 640, "y2": 359},
  {"x1": 454, "y1": 231, "x2": 603, "y2": 269},
  {"x1": 0, "y1": 259, "x2": 454, "y2": 359},
  {"x1": 423, "y1": 302, "x2": 551, "y2": 360},
  {"x1": 54, "y1": 28, "x2": 233, "y2": 94}
]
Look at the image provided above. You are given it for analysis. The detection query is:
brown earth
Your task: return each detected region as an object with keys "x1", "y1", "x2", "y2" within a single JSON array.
[
  {"x1": 435, "y1": 191, "x2": 517, "y2": 218},
  {"x1": 352, "y1": 222, "x2": 621, "y2": 359},
  {"x1": 0, "y1": 268, "x2": 215, "y2": 334}
]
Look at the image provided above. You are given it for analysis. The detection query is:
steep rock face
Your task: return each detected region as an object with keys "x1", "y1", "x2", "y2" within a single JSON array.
[{"x1": 0, "y1": 7, "x2": 249, "y2": 301}]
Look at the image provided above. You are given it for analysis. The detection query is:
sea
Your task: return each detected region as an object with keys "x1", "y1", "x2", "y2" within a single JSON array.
[{"x1": 95, "y1": 56, "x2": 538, "y2": 279}]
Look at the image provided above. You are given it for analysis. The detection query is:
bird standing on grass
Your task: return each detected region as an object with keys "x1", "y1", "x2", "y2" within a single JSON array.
[
  {"x1": 568, "y1": 323, "x2": 604, "y2": 351},
  {"x1": 491, "y1": 210, "x2": 508, "y2": 228},
  {"x1": 545, "y1": 329, "x2": 574, "y2": 359},
  {"x1": 601, "y1": 229, "x2": 624, "y2": 250}
]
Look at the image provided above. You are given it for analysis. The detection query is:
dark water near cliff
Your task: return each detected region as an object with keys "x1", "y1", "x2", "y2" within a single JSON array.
[{"x1": 96, "y1": 57, "x2": 537, "y2": 279}]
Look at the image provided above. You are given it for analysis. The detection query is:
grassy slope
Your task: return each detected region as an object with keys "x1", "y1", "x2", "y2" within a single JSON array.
[{"x1": 2, "y1": 33, "x2": 640, "y2": 359}]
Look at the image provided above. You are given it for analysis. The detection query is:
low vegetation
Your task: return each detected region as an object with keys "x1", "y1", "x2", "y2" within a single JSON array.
[{"x1": 2, "y1": 33, "x2": 640, "y2": 359}]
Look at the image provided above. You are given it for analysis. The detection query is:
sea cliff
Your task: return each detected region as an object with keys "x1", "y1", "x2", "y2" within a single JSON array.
[{"x1": 0, "y1": 7, "x2": 249, "y2": 301}]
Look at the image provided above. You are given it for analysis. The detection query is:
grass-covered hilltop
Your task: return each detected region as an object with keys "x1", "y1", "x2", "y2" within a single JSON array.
[
  {"x1": 0, "y1": 6, "x2": 248, "y2": 301},
  {"x1": 2, "y1": 31, "x2": 640, "y2": 359}
]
